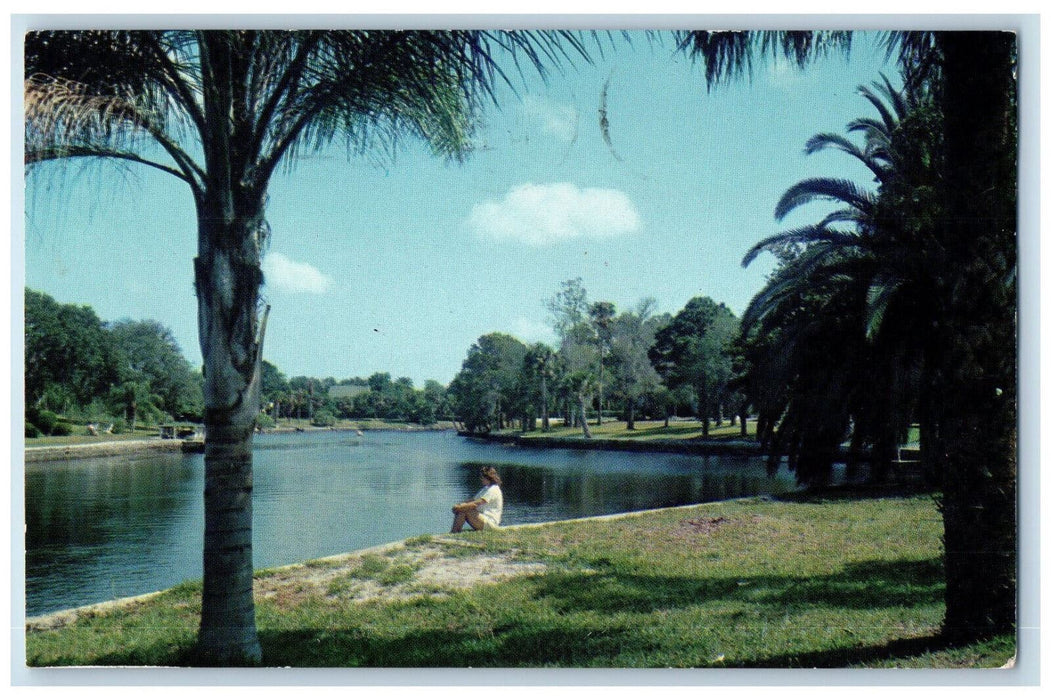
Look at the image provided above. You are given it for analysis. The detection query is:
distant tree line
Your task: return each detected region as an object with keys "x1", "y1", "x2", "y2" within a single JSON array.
[
  {"x1": 257, "y1": 364, "x2": 452, "y2": 427},
  {"x1": 25, "y1": 288, "x2": 204, "y2": 436},
  {"x1": 448, "y1": 278, "x2": 742, "y2": 439},
  {"x1": 24, "y1": 288, "x2": 456, "y2": 435}
]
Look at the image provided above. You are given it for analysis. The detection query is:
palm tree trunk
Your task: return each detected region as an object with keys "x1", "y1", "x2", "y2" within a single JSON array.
[
  {"x1": 698, "y1": 383, "x2": 710, "y2": 438},
  {"x1": 578, "y1": 393, "x2": 592, "y2": 438},
  {"x1": 936, "y1": 31, "x2": 1017, "y2": 642},
  {"x1": 540, "y1": 374, "x2": 549, "y2": 432},
  {"x1": 194, "y1": 199, "x2": 266, "y2": 665},
  {"x1": 596, "y1": 361, "x2": 603, "y2": 426}
]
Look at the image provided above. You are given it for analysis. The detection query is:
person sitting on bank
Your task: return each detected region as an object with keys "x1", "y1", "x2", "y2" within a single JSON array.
[{"x1": 451, "y1": 466, "x2": 503, "y2": 533}]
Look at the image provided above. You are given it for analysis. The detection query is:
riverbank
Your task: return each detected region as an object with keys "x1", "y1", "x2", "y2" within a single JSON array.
[
  {"x1": 462, "y1": 420, "x2": 922, "y2": 462},
  {"x1": 24, "y1": 491, "x2": 1013, "y2": 669},
  {"x1": 464, "y1": 430, "x2": 764, "y2": 456},
  {"x1": 24, "y1": 438, "x2": 201, "y2": 463},
  {"x1": 265, "y1": 419, "x2": 456, "y2": 433},
  {"x1": 24, "y1": 420, "x2": 456, "y2": 462}
]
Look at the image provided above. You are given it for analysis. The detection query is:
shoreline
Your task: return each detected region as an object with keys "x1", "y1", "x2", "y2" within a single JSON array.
[
  {"x1": 23, "y1": 500, "x2": 751, "y2": 629},
  {"x1": 461, "y1": 430, "x2": 765, "y2": 456},
  {"x1": 461, "y1": 430, "x2": 920, "y2": 462},
  {"x1": 23, "y1": 438, "x2": 200, "y2": 463},
  {"x1": 24, "y1": 423, "x2": 457, "y2": 462}
]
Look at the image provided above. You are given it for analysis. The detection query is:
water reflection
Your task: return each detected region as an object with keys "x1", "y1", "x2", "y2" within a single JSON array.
[{"x1": 25, "y1": 431, "x2": 799, "y2": 616}]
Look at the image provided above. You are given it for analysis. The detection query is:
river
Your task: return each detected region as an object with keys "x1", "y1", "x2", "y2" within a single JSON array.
[{"x1": 24, "y1": 430, "x2": 803, "y2": 617}]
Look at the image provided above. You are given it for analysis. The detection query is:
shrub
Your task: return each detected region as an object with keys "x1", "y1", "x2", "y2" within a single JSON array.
[
  {"x1": 311, "y1": 409, "x2": 336, "y2": 427},
  {"x1": 35, "y1": 410, "x2": 59, "y2": 435},
  {"x1": 256, "y1": 412, "x2": 276, "y2": 430},
  {"x1": 50, "y1": 421, "x2": 73, "y2": 437},
  {"x1": 25, "y1": 421, "x2": 42, "y2": 438}
]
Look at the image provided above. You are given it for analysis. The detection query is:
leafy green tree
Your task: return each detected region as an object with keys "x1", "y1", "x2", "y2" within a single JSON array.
[
  {"x1": 422, "y1": 379, "x2": 452, "y2": 422},
  {"x1": 449, "y1": 332, "x2": 529, "y2": 433},
  {"x1": 608, "y1": 299, "x2": 665, "y2": 430},
  {"x1": 109, "y1": 319, "x2": 202, "y2": 421},
  {"x1": 259, "y1": 360, "x2": 289, "y2": 418},
  {"x1": 24, "y1": 288, "x2": 119, "y2": 411},
  {"x1": 650, "y1": 296, "x2": 738, "y2": 437}
]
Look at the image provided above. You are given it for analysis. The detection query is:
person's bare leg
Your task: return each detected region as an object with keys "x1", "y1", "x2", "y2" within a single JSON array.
[
  {"x1": 451, "y1": 510, "x2": 468, "y2": 533},
  {"x1": 465, "y1": 510, "x2": 486, "y2": 531}
]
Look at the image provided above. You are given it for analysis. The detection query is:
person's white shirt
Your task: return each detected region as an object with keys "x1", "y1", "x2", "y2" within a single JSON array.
[{"x1": 474, "y1": 483, "x2": 503, "y2": 527}]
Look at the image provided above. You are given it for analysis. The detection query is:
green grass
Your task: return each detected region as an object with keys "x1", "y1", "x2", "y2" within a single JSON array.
[
  {"x1": 501, "y1": 418, "x2": 754, "y2": 442},
  {"x1": 25, "y1": 494, "x2": 1014, "y2": 669},
  {"x1": 24, "y1": 429, "x2": 163, "y2": 447},
  {"x1": 274, "y1": 418, "x2": 455, "y2": 432}
]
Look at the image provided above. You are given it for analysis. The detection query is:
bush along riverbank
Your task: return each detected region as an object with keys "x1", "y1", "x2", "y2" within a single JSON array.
[{"x1": 25, "y1": 491, "x2": 1013, "y2": 668}]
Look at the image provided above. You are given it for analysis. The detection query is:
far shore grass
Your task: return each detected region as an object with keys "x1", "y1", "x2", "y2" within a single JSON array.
[
  {"x1": 490, "y1": 418, "x2": 922, "y2": 449},
  {"x1": 25, "y1": 491, "x2": 1013, "y2": 669},
  {"x1": 501, "y1": 418, "x2": 758, "y2": 442},
  {"x1": 24, "y1": 417, "x2": 455, "y2": 449}
]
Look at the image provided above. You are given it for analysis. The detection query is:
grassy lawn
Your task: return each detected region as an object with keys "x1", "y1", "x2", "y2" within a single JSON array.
[
  {"x1": 25, "y1": 428, "x2": 162, "y2": 447},
  {"x1": 273, "y1": 417, "x2": 455, "y2": 432},
  {"x1": 24, "y1": 419, "x2": 455, "y2": 448},
  {"x1": 505, "y1": 419, "x2": 754, "y2": 442},
  {"x1": 24, "y1": 493, "x2": 1014, "y2": 668}
]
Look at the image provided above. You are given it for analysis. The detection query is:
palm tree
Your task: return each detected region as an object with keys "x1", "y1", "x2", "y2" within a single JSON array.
[
  {"x1": 682, "y1": 29, "x2": 1017, "y2": 642},
  {"x1": 740, "y1": 75, "x2": 929, "y2": 485},
  {"x1": 565, "y1": 370, "x2": 595, "y2": 439},
  {"x1": 524, "y1": 343, "x2": 555, "y2": 432},
  {"x1": 25, "y1": 29, "x2": 587, "y2": 664},
  {"x1": 588, "y1": 301, "x2": 616, "y2": 425}
]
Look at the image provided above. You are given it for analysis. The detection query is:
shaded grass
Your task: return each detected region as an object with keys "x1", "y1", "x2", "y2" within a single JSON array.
[
  {"x1": 25, "y1": 495, "x2": 1014, "y2": 669},
  {"x1": 506, "y1": 419, "x2": 753, "y2": 442}
]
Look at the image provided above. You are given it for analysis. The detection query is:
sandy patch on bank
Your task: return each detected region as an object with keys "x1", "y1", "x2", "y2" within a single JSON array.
[
  {"x1": 255, "y1": 540, "x2": 546, "y2": 607},
  {"x1": 27, "y1": 541, "x2": 546, "y2": 631}
]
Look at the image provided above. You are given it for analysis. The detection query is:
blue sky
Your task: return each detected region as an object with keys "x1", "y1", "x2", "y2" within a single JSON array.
[{"x1": 23, "y1": 31, "x2": 895, "y2": 386}]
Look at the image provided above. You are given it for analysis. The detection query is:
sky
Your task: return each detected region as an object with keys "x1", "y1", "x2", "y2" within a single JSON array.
[{"x1": 22, "y1": 30, "x2": 896, "y2": 387}]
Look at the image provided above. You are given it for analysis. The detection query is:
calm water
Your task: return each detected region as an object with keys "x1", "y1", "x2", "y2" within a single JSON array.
[{"x1": 25, "y1": 430, "x2": 801, "y2": 616}]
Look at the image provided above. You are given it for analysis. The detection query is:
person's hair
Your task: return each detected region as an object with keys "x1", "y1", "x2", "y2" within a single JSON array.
[{"x1": 480, "y1": 465, "x2": 502, "y2": 486}]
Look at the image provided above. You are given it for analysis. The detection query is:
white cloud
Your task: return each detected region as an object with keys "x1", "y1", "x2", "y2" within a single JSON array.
[
  {"x1": 521, "y1": 96, "x2": 579, "y2": 142},
  {"x1": 468, "y1": 182, "x2": 641, "y2": 246},
  {"x1": 262, "y1": 252, "x2": 332, "y2": 294},
  {"x1": 766, "y1": 58, "x2": 805, "y2": 88},
  {"x1": 510, "y1": 317, "x2": 557, "y2": 345}
]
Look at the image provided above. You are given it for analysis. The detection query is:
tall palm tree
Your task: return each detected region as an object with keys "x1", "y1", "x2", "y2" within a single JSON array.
[
  {"x1": 25, "y1": 29, "x2": 587, "y2": 664},
  {"x1": 740, "y1": 75, "x2": 929, "y2": 485},
  {"x1": 588, "y1": 301, "x2": 616, "y2": 426},
  {"x1": 683, "y1": 29, "x2": 1017, "y2": 642},
  {"x1": 525, "y1": 343, "x2": 555, "y2": 432}
]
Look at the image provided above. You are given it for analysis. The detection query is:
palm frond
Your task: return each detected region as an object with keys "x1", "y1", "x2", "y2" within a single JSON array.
[
  {"x1": 675, "y1": 30, "x2": 852, "y2": 89},
  {"x1": 742, "y1": 225, "x2": 864, "y2": 267},
  {"x1": 774, "y1": 177, "x2": 875, "y2": 221},
  {"x1": 865, "y1": 272, "x2": 905, "y2": 340}
]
